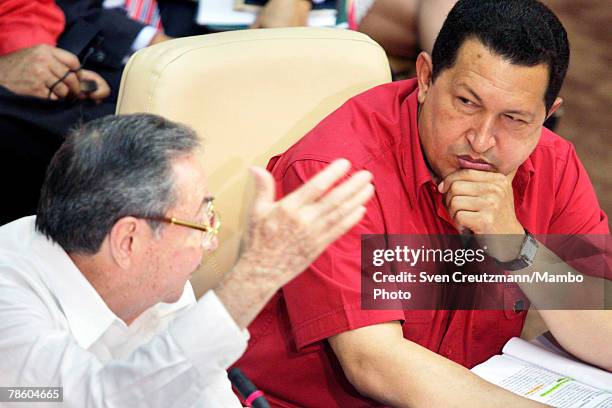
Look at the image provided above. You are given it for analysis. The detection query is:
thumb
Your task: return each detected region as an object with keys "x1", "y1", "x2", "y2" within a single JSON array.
[
  {"x1": 249, "y1": 166, "x2": 276, "y2": 216},
  {"x1": 80, "y1": 69, "x2": 111, "y2": 101}
]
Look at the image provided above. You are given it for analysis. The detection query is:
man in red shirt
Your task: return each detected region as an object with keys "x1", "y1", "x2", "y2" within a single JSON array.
[{"x1": 234, "y1": 0, "x2": 610, "y2": 406}]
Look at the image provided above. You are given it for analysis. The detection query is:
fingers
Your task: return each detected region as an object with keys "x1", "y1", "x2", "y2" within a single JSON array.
[
  {"x1": 283, "y1": 159, "x2": 351, "y2": 207},
  {"x1": 87, "y1": 79, "x2": 110, "y2": 100},
  {"x1": 50, "y1": 47, "x2": 81, "y2": 72},
  {"x1": 443, "y1": 180, "x2": 500, "y2": 208},
  {"x1": 79, "y1": 69, "x2": 110, "y2": 101},
  {"x1": 314, "y1": 170, "x2": 373, "y2": 213},
  {"x1": 447, "y1": 195, "x2": 485, "y2": 219},
  {"x1": 46, "y1": 78, "x2": 71, "y2": 99},
  {"x1": 439, "y1": 169, "x2": 505, "y2": 193},
  {"x1": 454, "y1": 209, "x2": 486, "y2": 233},
  {"x1": 29, "y1": 79, "x2": 51, "y2": 99},
  {"x1": 249, "y1": 166, "x2": 276, "y2": 217},
  {"x1": 316, "y1": 180, "x2": 374, "y2": 245},
  {"x1": 318, "y1": 205, "x2": 368, "y2": 248},
  {"x1": 48, "y1": 62, "x2": 80, "y2": 96},
  {"x1": 49, "y1": 48, "x2": 82, "y2": 97},
  {"x1": 34, "y1": 57, "x2": 74, "y2": 99},
  {"x1": 311, "y1": 170, "x2": 374, "y2": 248}
]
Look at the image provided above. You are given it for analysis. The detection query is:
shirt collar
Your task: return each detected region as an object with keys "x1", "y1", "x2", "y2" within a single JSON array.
[
  {"x1": 31, "y1": 217, "x2": 195, "y2": 349},
  {"x1": 32, "y1": 225, "x2": 117, "y2": 349},
  {"x1": 512, "y1": 154, "x2": 535, "y2": 207},
  {"x1": 399, "y1": 81, "x2": 435, "y2": 208}
]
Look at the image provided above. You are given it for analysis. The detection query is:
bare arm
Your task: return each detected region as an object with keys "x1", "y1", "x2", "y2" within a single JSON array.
[
  {"x1": 512, "y1": 245, "x2": 612, "y2": 371},
  {"x1": 416, "y1": 0, "x2": 458, "y2": 54},
  {"x1": 329, "y1": 321, "x2": 548, "y2": 408},
  {"x1": 251, "y1": 0, "x2": 311, "y2": 28},
  {"x1": 539, "y1": 310, "x2": 612, "y2": 372}
]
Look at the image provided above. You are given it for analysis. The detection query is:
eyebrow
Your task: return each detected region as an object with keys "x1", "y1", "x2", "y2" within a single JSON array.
[
  {"x1": 460, "y1": 84, "x2": 483, "y2": 105},
  {"x1": 457, "y1": 83, "x2": 534, "y2": 120}
]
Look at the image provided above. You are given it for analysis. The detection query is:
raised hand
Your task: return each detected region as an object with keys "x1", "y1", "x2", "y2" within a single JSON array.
[
  {"x1": 216, "y1": 159, "x2": 374, "y2": 328},
  {"x1": 438, "y1": 168, "x2": 523, "y2": 235}
]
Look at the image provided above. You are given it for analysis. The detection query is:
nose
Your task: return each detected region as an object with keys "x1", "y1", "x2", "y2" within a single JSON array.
[{"x1": 466, "y1": 115, "x2": 496, "y2": 154}]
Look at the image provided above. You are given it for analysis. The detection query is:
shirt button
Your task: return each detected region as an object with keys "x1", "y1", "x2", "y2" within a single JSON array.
[
  {"x1": 513, "y1": 299, "x2": 525, "y2": 313},
  {"x1": 93, "y1": 50, "x2": 106, "y2": 62}
]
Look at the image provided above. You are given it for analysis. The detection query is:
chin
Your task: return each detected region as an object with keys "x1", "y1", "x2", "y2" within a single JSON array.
[
  {"x1": 163, "y1": 286, "x2": 186, "y2": 304},
  {"x1": 437, "y1": 163, "x2": 457, "y2": 179}
]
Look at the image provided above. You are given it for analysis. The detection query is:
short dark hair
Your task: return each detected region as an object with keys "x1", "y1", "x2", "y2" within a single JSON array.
[
  {"x1": 36, "y1": 114, "x2": 201, "y2": 254},
  {"x1": 431, "y1": 0, "x2": 569, "y2": 112}
]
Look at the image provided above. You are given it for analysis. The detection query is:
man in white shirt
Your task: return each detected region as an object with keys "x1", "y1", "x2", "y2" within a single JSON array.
[{"x1": 0, "y1": 113, "x2": 374, "y2": 407}]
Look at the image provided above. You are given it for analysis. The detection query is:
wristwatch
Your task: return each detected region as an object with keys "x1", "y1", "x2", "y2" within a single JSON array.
[{"x1": 493, "y1": 230, "x2": 539, "y2": 271}]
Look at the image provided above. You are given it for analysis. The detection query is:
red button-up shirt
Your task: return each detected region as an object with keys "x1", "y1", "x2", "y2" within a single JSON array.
[
  {"x1": 0, "y1": 0, "x2": 65, "y2": 56},
  {"x1": 234, "y1": 79, "x2": 609, "y2": 407}
]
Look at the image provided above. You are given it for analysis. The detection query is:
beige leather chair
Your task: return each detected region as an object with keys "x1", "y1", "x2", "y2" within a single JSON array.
[{"x1": 116, "y1": 27, "x2": 391, "y2": 297}]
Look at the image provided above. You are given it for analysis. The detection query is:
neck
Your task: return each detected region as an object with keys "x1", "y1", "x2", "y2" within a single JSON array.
[
  {"x1": 69, "y1": 252, "x2": 147, "y2": 325},
  {"x1": 417, "y1": 102, "x2": 442, "y2": 184}
]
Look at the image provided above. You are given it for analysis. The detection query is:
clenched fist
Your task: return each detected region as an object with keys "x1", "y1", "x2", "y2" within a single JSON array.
[
  {"x1": 439, "y1": 168, "x2": 526, "y2": 260},
  {"x1": 216, "y1": 159, "x2": 374, "y2": 328},
  {"x1": 438, "y1": 168, "x2": 523, "y2": 235}
]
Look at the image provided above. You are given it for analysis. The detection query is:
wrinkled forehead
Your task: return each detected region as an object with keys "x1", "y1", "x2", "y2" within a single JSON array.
[{"x1": 445, "y1": 39, "x2": 550, "y2": 113}]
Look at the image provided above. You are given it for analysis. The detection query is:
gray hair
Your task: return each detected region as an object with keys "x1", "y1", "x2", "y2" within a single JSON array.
[{"x1": 36, "y1": 113, "x2": 202, "y2": 254}]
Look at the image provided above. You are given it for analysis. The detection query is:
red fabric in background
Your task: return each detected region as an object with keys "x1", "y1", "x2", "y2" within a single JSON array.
[{"x1": 0, "y1": 0, "x2": 65, "y2": 55}]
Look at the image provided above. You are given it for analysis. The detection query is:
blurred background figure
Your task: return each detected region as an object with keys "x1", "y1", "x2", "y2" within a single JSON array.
[
  {"x1": 0, "y1": 0, "x2": 111, "y2": 225},
  {"x1": 0, "y1": 0, "x2": 174, "y2": 225},
  {"x1": 352, "y1": 0, "x2": 457, "y2": 58},
  {"x1": 250, "y1": 0, "x2": 314, "y2": 28},
  {"x1": 0, "y1": 0, "x2": 608, "y2": 237}
]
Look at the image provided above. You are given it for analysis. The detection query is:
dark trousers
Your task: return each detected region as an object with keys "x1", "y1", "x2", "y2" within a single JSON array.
[{"x1": 0, "y1": 87, "x2": 114, "y2": 225}]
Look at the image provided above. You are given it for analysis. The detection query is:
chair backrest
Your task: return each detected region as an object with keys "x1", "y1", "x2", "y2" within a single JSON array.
[{"x1": 116, "y1": 27, "x2": 391, "y2": 296}]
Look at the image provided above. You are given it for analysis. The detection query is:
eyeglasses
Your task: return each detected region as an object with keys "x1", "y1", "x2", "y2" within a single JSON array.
[{"x1": 144, "y1": 198, "x2": 221, "y2": 246}]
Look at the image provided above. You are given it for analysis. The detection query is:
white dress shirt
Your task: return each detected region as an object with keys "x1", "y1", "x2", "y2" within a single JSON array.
[{"x1": 0, "y1": 217, "x2": 247, "y2": 407}]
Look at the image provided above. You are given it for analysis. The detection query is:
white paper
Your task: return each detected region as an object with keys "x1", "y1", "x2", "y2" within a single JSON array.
[
  {"x1": 472, "y1": 337, "x2": 612, "y2": 407},
  {"x1": 472, "y1": 355, "x2": 612, "y2": 407},
  {"x1": 503, "y1": 337, "x2": 612, "y2": 393}
]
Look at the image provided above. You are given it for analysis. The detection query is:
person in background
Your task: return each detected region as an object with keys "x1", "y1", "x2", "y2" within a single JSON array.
[
  {"x1": 0, "y1": 0, "x2": 172, "y2": 225},
  {"x1": 352, "y1": 0, "x2": 458, "y2": 57},
  {"x1": 0, "y1": 0, "x2": 110, "y2": 225}
]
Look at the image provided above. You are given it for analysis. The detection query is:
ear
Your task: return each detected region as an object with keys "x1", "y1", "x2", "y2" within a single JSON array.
[
  {"x1": 415, "y1": 51, "x2": 434, "y2": 104},
  {"x1": 545, "y1": 96, "x2": 563, "y2": 120},
  {"x1": 108, "y1": 217, "x2": 142, "y2": 269}
]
